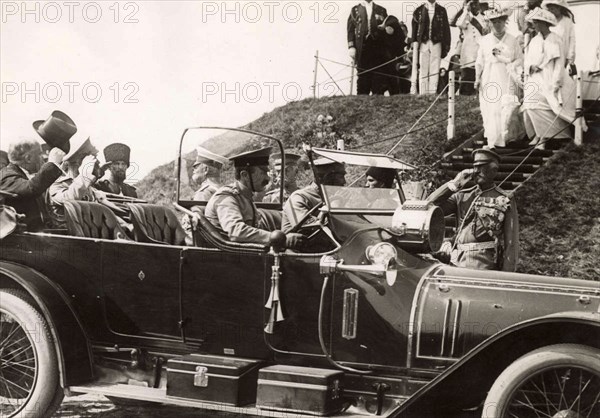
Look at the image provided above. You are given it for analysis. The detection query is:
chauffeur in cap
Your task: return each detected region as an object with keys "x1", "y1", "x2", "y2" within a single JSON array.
[
  {"x1": 262, "y1": 152, "x2": 301, "y2": 204},
  {"x1": 281, "y1": 158, "x2": 346, "y2": 233},
  {"x1": 95, "y1": 143, "x2": 138, "y2": 198},
  {"x1": 205, "y1": 147, "x2": 305, "y2": 248},
  {"x1": 427, "y1": 147, "x2": 519, "y2": 271},
  {"x1": 47, "y1": 136, "x2": 105, "y2": 228},
  {"x1": 191, "y1": 147, "x2": 226, "y2": 201},
  {"x1": 0, "y1": 111, "x2": 75, "y2": 231}
]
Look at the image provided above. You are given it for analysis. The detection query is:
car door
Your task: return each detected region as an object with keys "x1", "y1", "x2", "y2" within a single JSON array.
[
  {"x1": 101, "y1": 240, "x2": 183, "y2": 340},
  {"x1": 181, "y1": 247, "x2": 271, "y2": 358}
]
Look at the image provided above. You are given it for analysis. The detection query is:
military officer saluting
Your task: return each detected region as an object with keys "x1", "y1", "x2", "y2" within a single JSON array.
[
  {"x1": 191, "y1": 146, "x2": 226, "y2": 201},
  {"x1": 95, "y1": 143, "x2": 137, "y2": 198},
  {"x1": 428, "y1": 148, "x2": 519, "y2": 271},
  {"x1": 262, "y1": 152, "x2": 301, "y2": 204},
  {"x1": 205, "y1": 147, "x2": 304, "y2": 248}
]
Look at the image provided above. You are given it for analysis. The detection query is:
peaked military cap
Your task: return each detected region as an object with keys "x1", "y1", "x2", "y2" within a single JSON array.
[
  {"x1": 230, "y1": 147, "x2": 272, "y2": 168},
  {"x1": 271, "y1": 152, "x2": 301, "y2": 169},
  {"x1": 313, "y1": 157, "x2": 346, "y2": 174},
  {"x1": 193, "y1": 146, "x2": 228, "y2": 168},
  {"x1": 32, "y1": 110, "x2": 76, "y2": 153},
  {"x1": 104, "y1": 143, "x2": 131, "y2": 165},
  {"x1": 472, "y1": 147, "x2": 501, "y2": 166}
]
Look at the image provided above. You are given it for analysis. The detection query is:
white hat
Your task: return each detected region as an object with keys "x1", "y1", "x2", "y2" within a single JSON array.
[
  {"x1": 484, "y1": 4, "x2": 512, "y2": 21},
  {"x1": 542, "y1": 0, "x2": 571, "y2": 12},
  {"x1": 526, "y1": 7, "x2": 557, "y2": 26}
]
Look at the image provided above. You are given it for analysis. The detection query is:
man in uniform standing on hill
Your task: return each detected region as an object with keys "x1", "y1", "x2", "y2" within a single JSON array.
[
  {"x1": 427, "y1": 148, "x2": 519, "y2": 271},
  {"x1": 348, "y1": 0, "x2": 388, "y2": 95}
]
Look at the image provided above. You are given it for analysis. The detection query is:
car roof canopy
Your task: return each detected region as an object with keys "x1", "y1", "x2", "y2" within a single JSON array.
[{"x1": 311, "y1": 148, "x2": 417, "y2": 171}]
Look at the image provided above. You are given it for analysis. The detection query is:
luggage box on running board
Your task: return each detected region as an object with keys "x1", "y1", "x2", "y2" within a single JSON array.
[
  {"x1": 166, "y1": 354, "x2": 262, "y2": 406},
  {"x1": 256, "y1": 365, "x2": 344, "y2": 416}
]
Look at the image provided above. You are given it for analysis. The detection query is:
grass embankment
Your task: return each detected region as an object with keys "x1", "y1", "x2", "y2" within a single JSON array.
[{"x1": 516, "y1": 140, "x2": 600, "y2": 281}]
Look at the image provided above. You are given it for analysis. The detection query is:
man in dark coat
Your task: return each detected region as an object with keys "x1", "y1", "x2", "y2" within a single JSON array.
[
  {"x1": 347, "y1": 0, "x2": 388, "y2": 95},
  {"x1": 0, "y1": 140, "x2": 63, "y2": 231},
  {"x1": 412, "y1": 0, "x2": 451, "y2": 94},
  {"x1": 95, "y1": 143, "x2": 137, "y2": 198},
  {"x1": 378, "y1": 15, "x2": 407, "y2": 95}
]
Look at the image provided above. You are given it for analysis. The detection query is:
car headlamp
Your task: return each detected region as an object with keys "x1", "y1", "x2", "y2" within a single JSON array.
[{"x1": 365, "y1": 243, "x2": 398, "y2": 286}]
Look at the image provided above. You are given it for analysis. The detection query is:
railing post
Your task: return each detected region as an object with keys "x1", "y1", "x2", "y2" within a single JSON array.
[
  {"x1": 349, "y1": 64, "x2": 355, "y2": 96},
  {"x1": 574, "y1": 70, "x2": 583, "y2": 146},
  {"x1": 337, "y1": 140, "x2": 345, "y2": 151},
  {"x1": 447, "y1": 70, "x2": 456, "y2": 141},
  {"x1": 410, "y1": 41, "x2": 419, "y2": 95},
  {"x1": 313, "y1": 50, "x2": 319, "y2": 99}
]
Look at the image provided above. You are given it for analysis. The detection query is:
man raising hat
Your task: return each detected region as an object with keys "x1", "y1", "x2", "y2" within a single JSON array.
[
  {"x1": 46, "y1": 136, "x2": 105, "y2": 228},
  {"x1": 95, "y1": 143, "x2": 137, "y2": 198},
  {"x1": 205, "y1": 147, "x2": 304, "y2": 248},
  {"x1": 281, "y1": 158, "x2": 346, "y2": 233},
  {"x1": 191, "y1": 147, "x2": 227, "y2": 201},
  {"x1": 263, "y1": 152, "x2": 301, "y2": 204},
  {"x1": 427, "y1": 147, "x2": 519, "y2": 271},
  {"x1": 0, "y1": 111, "x2": 75, "y2": 231}
]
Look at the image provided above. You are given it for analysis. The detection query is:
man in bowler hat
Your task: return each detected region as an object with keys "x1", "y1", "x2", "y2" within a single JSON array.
[
  {"x1": 96, "y1": 143, "x2": 138, "y2": 198},
  {"x1": 427, "y1": 148, "x2": 519, "y2": 271},
  {"x1": 205, "y1": 148, "x2": 304, "y2": 248},
  {"x1": 0, "y1": 111, "x2": 75, "y2": 231}
]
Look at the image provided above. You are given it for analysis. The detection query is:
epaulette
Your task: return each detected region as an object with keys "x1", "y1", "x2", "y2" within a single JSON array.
[{"x1": 215, "y1": 185, "x2": 240, "y2": 197}]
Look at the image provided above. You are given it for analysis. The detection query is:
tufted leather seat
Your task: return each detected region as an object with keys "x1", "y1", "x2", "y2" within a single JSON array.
[
  {"x1": 128, "y1": 203, "x2": 187, "y2": 246},
  {"x1": 190, "y1": 206, "x2": 268, "y2": 253},
  {"x1": 64, "y1": 201, "x2": 131, "y2": 240}
]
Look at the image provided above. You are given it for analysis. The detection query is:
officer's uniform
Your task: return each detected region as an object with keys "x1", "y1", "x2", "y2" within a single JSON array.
[
  {"x1": 262, "y1": 152, "x2": 301, "y2": 204},
  {"x1": 193, "y1": 179, "x2": 221, "y2": 202},
  {"x1": 281, "y1": 183, "x2": 321, "y2": 233},
  {"x1": 429, "y1": 149, "x2": 519, "y2": 271},
  {"x1": 204, "y1": 147, "x2": 273, "y2": 245}
]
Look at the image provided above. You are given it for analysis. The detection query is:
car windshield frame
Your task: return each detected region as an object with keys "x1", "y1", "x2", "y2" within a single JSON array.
[{"x1": 176, "y1": 127, "x2": 285, "y2": 208}]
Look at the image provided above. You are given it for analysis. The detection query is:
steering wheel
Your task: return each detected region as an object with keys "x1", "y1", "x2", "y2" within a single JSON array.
[{"x1": 288, "y1": 202, "x2": 324, "y2": 234}]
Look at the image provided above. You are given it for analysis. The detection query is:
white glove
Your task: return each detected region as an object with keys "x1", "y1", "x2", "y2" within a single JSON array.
[
  {"x1": 80, "y1": 155, "x2": 99, "y2": 185},
  {"x1": 449, "y1": 169, "x2": 474, "y2": 191},
  {"x1": 349, "y1": 47, "x2": 357, "y2": 61}
]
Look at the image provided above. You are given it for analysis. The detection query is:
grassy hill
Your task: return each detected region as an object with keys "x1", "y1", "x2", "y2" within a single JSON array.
[{"x1": 136, "y1": 94, "x2": 599, "y2": 281}]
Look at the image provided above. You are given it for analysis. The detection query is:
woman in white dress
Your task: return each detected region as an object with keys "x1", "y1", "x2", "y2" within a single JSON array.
[
  {"x1": 542, "y1": 0, "x2": 576, "y2": 73},
  {"x1": 475, "y1": 7, "x2": 523, "y2": 149},
  {"x1": 521, "y1": 8, "x2": 576, "y2": 149}
]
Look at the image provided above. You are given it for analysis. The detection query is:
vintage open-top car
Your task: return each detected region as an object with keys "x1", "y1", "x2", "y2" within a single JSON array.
[{"x1": 1, "y1": 128, "x2": 599, "y2": 418}]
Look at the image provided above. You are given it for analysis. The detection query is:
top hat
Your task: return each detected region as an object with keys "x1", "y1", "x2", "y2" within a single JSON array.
[
  {"x1": 270, "y1": 152, "x2": 301, "y2": 170},
  {"x1": 525, "y1": 7, "x2": 557, "y2": 26},
  {"x1": 230, "y1": 147, "x2": 272, "y2": 168},
  {"x1": 63, "y1": 136, "x2": 97, "y2": 162},
  {"x1": 32, "y1": 110, "x2": 76, "y2": 153},
  {"x1": 193, "y1": 146, "x2": 228, "y2": 168},
  {"x1": 104, "y1": 143, "x2": 131, "y2": 166},
  {"x1": 472, "y1": 148, "x2": 501, "y2": 166}
]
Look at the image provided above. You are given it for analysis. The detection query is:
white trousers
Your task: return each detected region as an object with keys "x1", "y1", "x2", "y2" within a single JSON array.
[{"x1": 419, "y1": 41, "x2": 442, "y2": 95}]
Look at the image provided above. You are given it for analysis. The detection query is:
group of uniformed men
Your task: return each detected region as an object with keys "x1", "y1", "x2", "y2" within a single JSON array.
[
  {"x1": 0, "y1": 111, "x2": 137, "y2": 231},
  {"x1": 0, "y1": 110, "x2": 518, "y2": 272}
]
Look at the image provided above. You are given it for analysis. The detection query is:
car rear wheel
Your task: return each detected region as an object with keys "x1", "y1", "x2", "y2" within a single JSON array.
[
  {"x1": 0, "y1": 290, "x2": 61, "y2": 417},
  {"x1": 483, "y1": 344, "x2": 600, "y2": 418}
]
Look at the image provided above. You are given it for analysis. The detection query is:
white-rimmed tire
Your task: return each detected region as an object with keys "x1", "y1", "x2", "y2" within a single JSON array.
[
  {"x1": 0, "y1": 290, "x2": 61, "y2": 417},
  {"x1": 483, "y1": 344, "x2": 600, "y2": 418}
]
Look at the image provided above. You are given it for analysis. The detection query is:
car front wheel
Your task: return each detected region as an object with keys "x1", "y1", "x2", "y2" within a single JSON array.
[
  {"x1": 483, "y1": 344, "x2": 600, "y2": 418},
  {"x1": 0, "y1": 290, "x2": 61, "y2": 417}
]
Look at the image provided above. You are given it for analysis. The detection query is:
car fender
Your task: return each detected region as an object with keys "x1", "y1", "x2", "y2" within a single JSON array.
[
  {"x1": 0, "y1": 261, "x2": 94, "y2": 387},
  {"x1": 392, "y1": 311, "x2": 600, "y2": 417}
]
